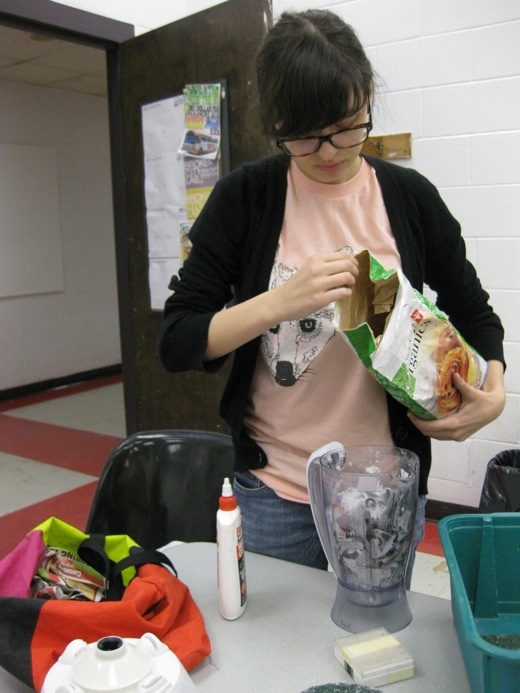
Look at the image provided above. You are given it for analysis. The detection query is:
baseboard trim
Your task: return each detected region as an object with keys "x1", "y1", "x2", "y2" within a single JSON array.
[
  {"x1": 0, "y1": 365, "x2": 122, "y2": 403},
  {"x1": 426, "y1": 498, "x2": 478, "y2": 522}
]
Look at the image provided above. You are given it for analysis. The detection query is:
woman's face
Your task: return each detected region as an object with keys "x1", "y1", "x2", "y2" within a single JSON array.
[{"x1": 292, "y1": 106, "x2": 370, "y2": 185}]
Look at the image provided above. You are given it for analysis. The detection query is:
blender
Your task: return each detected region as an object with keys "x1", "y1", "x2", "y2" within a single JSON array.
[{"x1": 307, "y1": 442, "x2": 419, "y2": 633}]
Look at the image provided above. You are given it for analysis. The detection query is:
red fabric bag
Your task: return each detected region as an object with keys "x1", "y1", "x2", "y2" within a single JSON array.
[{"x1": 0, "y1": 519, "x2": 211, "y2": 692}]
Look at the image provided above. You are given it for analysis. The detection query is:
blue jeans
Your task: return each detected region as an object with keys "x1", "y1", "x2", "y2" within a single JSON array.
[
  {"x1": 233, "y1": 471, "x2": 328, "y2": 569},
  {"x1": 233, "y1": 470, "x2": 426, "y2": 587}
]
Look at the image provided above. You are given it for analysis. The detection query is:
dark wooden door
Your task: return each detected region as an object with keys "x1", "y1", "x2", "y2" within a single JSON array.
[{"x1": 108, "y1": 0, "x2": 272, "y2": 434}]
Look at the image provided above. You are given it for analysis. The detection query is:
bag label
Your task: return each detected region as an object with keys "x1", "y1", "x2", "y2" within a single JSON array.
[{"x1": 334, "y1": 249, "x2": 487, "y2": 419}]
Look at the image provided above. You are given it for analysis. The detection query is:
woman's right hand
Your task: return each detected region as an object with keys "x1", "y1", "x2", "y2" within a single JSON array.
[
  {"x1": 204, "y1": 253, "x2": 358, "y2": 362},
  {"x1": 271, "y1": 252, "x2": 359, "y2": 324}
]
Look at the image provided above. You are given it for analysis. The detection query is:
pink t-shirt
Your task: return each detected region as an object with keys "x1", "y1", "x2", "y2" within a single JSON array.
[{"x1": 243, "y1": 159, "x2": 401, "y2": 502}]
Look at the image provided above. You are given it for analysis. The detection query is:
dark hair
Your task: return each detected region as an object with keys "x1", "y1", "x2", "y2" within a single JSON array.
[{"x1": 256, "y1": 10, "x2": 374, "y2": 139}]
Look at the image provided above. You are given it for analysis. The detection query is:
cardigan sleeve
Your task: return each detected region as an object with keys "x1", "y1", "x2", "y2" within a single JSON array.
[
  {"x1": 158, "y1": 168, "x2": 250, "y2": 374},
  {"x1": 371, "y1": 158, "x2": 505, "y2": 368},
  {"x1": 157, "y1": 155, "x2": 288, "y2": 375},
  {"x1": 414, "y1": 174, "x2": 505, "y2": 367}
]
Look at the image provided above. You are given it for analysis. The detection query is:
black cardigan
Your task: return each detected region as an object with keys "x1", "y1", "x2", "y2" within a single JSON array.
[{"x1": 159, "y1": 154, "x2": 505, "y2": 495}]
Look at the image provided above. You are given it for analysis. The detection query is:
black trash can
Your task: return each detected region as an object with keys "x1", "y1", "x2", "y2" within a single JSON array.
[{"x1": 479, "y1": 449, "x2": 520, "y2": 512}]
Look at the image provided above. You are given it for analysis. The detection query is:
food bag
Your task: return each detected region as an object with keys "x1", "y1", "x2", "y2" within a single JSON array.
[{"x1": 334, "y1": 249, "x2": 487, "y2": 420}]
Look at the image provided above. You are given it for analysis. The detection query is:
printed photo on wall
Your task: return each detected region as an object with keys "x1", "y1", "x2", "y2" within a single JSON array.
[{"x1": 179, "y1": 128, "x2": 220, "y2": 159}]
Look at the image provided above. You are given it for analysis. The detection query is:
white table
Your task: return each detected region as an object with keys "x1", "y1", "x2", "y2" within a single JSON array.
[{"x1": 1, "y1": 542, "x2": 470, "y2": 692}]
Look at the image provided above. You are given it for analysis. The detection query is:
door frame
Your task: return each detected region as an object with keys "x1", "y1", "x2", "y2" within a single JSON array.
[
  {"x1": 0, "y1": 0, "x2": 133, "y2": 45},
  {"x1": 0, "y1": 0, "x2": 137, "y2": 428},
  {"x1": 0, "y1": 0, "x2": 272, "y2": 434}
]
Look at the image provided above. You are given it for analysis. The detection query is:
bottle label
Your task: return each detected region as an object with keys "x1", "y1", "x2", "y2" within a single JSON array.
[{"x1": 236, "y1": 524, "x2": 247, "y2": 606}]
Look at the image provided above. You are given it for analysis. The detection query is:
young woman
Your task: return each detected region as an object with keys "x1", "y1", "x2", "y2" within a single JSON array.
[{"x1": 159, "y1": 10, "x2": 505, "y2": 584}]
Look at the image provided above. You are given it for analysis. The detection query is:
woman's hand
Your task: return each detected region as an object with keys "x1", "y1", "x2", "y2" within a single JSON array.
[
  {"x1": 204, "y1": 252, "x2": 358, "y2": 362},
  {"x1": 271, "y1": 252, "x2": 359, "y2": 324},
  {"x1": 408, "y1": 360, "x2": 506, "y2": 442}
]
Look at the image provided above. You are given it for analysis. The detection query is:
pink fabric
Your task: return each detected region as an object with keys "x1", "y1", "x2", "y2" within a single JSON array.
[
  {"x1": 245, "y1": 159, "x2": 400, "y2": 502},
  {"x1": 0, "y1": 530, "x2": 46, "y2": 597}
]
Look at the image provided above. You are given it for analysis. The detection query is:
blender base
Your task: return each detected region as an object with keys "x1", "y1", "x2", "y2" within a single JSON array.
[{"x1": 331, "y1": 580, "x2": 412, "y2": 633}]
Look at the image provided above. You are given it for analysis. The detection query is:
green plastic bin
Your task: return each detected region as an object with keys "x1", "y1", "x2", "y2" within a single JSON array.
[{"x1": 438, "y1": 513, "x2": 520, "y2": 693}]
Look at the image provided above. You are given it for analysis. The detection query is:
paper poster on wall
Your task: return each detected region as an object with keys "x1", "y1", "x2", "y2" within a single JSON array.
[
  {"x1": 184, "y1": 157, "x2": 220, "y2": 221},
  {"x1": 148, "y1": 257, "x2": 180, "y2": 311},
  {"x1": 179, "y1": 83, "x2": 222, "y2": 259},
  {"x1": 184, "y1": 83, "x2": 221, "y2": 131},
  {"x1": 142, "y1": 82, "x2": 227, "y2": 310},
  {"x1": 141, "y1": 94, "x2": 186, "y2": 309}
]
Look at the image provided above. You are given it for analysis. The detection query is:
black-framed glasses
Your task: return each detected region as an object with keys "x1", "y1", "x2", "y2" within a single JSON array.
[{"x1": 276, "y1": 109, "x2": 372, "y2": 158}]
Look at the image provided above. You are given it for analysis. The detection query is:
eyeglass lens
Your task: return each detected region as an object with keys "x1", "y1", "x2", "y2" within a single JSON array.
[{"x1": 281, "y1": 126, "x2": 370, "y2": 157}]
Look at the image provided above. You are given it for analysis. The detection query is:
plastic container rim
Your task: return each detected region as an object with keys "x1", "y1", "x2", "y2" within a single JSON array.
[{"x1": 438, "y1": 512, "x2": 520, "y2": 662}]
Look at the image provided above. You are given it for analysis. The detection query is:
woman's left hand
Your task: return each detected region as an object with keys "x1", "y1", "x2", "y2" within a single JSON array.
[{"x1": 407, "y1": 360, "x2": 506, "y2": 442}]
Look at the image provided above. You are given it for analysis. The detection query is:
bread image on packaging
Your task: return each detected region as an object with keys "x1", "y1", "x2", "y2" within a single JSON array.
[{"x1": 334, "y1": 249, "x2": 487, "y2": 420}]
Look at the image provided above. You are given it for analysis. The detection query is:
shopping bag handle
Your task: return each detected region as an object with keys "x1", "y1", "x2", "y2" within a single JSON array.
[
  {"x1": 78, "y1": 535, "x2": 177, "y2": 600},
  {"x1": 112, "y1": 547, "x2": 178, "y2": 580}
]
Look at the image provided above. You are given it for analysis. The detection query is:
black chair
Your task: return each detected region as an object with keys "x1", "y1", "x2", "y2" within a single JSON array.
[{"x1": 85, "y1": 429, "x2": 235, "y2": 549}]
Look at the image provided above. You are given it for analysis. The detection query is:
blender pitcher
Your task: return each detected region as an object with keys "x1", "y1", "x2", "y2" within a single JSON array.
[{"x1": 307, "y1": 443, "x2": 419, "y2": 633}]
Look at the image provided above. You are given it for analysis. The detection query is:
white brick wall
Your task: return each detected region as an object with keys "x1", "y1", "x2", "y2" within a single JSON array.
[{"x1": 272, "y1": 0, "x2": 520, "y2": 506}]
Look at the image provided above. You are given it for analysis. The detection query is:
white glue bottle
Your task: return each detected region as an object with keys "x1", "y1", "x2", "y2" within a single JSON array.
[{"x1": 216, "y1": 477, "x2": 247, "y2": 620}]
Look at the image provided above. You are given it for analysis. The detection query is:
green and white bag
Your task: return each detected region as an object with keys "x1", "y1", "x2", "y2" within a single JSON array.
[{"x1": 334, "y1": 249, "x2": 487, "y2": 420}]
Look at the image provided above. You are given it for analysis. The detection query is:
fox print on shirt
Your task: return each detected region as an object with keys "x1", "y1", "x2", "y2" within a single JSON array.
[{"x1": 261, "y1": 257, "x2": 335, "y2": 386}]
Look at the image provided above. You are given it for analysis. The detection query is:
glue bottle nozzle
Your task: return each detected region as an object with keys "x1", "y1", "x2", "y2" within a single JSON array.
[{"x1": 219, "y1": 477, "x2": 236, "y2": 510}]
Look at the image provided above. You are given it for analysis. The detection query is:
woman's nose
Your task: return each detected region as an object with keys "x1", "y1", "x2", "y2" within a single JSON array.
[{"x1": 317, "y1": 140, "x2": 338, "y2": 160}]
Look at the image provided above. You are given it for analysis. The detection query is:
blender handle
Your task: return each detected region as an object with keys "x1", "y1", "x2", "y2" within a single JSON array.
[{"x1": 306, "y1": 442, "x2": 346, "y2": 573}]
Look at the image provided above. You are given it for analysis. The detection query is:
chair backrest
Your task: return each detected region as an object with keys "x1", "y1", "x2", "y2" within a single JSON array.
[{"x1": 85, "y1": 429, "x2": 235, "y2": 548}]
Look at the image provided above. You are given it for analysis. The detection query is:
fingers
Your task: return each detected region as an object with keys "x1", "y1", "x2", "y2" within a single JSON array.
[
  {"x1": 406, "y1": 376, "x2": 470, "y2": 440},
  {"x1": 316, "y1": 253, "x2": 359, "y2": 289},
  {"x1": 293, "y1": 254, "x2": 356, "y2": 295},
  {"x1": 327, "y1": 252, "x2": 359, "y2": 276},
  {"x1": 275, "y1": 253, "x2": 358, "y2": 323},
  {"x1": 407, "y1": 410, "x2": 471, "y2": 442},
  {"x1": 273, "y1": 252, "x2": 360, "y2": 324},
  {"x1": 407, "y1": 379, "x2": 494, "y2": 442},
  {"x1": 452, "y1": 372, "x2": 475, "y2": 396}
]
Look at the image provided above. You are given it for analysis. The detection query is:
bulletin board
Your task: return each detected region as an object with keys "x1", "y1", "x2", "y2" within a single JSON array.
[{"x1": 141, "y1": 80, "x2": 229, "y2": 310}]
